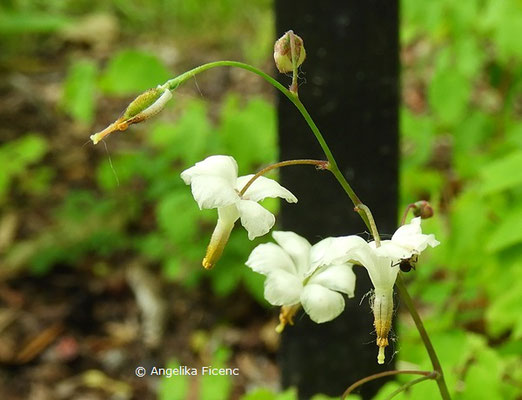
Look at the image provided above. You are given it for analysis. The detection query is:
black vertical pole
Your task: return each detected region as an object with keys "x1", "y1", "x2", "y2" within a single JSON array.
[{"x1": 276, "y1": 1, "x2": 399, "y2": 399}]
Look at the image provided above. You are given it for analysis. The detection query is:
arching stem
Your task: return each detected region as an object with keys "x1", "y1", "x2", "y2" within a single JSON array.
[
  {"x1": 239, "y1": 159, "x2": 328, "y2": 197},
  {"x1": 341, "y1": 369, "x2": 435, "y2": 399}
]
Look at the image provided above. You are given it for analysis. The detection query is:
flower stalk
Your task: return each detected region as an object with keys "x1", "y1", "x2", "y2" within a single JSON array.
[
  {"x1": 239, "y1": 159, "x2": 328, "y2": 197},
  {"x1": 395, "y1": 275, "x2": 451, "y2": 400},
  {"x1": 341, "y1": 369, "x2": 436, "y2": 399}
]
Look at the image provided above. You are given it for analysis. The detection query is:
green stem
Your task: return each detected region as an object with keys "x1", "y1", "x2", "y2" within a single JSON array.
[
  {"x1": 400, "y1": 203, "x2": 416, "y2": 225},
  {"x1": 161, "y1": 61, "x2": 371, "y2": 231},
  {"x1": 355, "y1": 204, "x2": 380, "y2": 247},
  {"x1": 395, "y1": 275, "x2": 451, "y2": 400},
  {"x1": 239, "y1": 159, "x2": 328, "y2": 197},
  {"x1": 341, "y1": 369, "x2": 434, "y2": 399}
]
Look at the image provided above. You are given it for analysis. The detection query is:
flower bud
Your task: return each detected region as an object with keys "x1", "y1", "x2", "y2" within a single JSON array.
[
  {"x1": 90, "y1": 86, "x2": 172, "y2": 145},
  {"x1": 274, "y1": 30, "x2": 306, "y2": 73},
  {"x1": 413, "y1": 200, "x2": 434, "y2": 219}
]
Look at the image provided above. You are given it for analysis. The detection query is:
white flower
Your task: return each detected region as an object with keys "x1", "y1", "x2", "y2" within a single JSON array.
[
  {"x1": 313, "y1": 217, "x2": 440, "y2": 364},
  {"x1": 246, "y1": 231, "x2": 359, "y2": 324},
  {"x1": 181, "y1": 155, "x2": 297, "y2": 269}
]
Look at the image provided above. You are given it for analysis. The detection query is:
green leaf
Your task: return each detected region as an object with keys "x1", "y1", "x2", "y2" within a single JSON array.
[
  {"x1": 0, "y1": 133, "x2": 48, "y2": 201},
  {"x1": 487, "y1": 206, "x2": 522, "y2": 252},
  {"x1": 460, "y1": 348, "x2": 504, "y2": 400},
  {"x1": 218, "y1": 95, "x2": 277, "y2": 171},
  {"x1": 480, "y1": 151, "x2": 522, "y2": 194},
  {"x1": 61, "y1": 60, "x2": 98, "y2": 123},
  {"x1": 311, "y1": 393, "x2": 347, "y2": 400},
  {"x1": 158, "y1": 359, "x2": 189, "y2": 400},
  {"x1": 241, "y1": 388, "x2": 277, "y2": 400},
  {"x1": 482, "y1": 0, "x2": 522, "y2": 61},
  {"x1": 199, "y1": 347, "x2": 233, "y2": 400},
  {"x1": 0, "y1": 12, "x2": 70, "y2": 34},
  {"x1": 156, "y1": 190, "x2": 199, "y2": 245},
  {"x1": 99, "y1": 50, "x2": 171, "y2": 95},
  {"x1": 486, "y1": 277, "x2": 522, "y2": 338},
  {"x1": 147, "y1": 100, "x2": 213, "y2": 166},
  {"x1": 400, "y1": 109, "x2": 436, "y2": 168},
  {"x1": 448, "y1": 190, "x2": 489, "y2": 266},
  {"x1": 428, "y1": 67, "x2": 470, "y2": 126}
]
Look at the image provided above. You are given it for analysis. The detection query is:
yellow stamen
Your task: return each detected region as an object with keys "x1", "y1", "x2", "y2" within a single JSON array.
[{"x1": 275, "y1": 304, "x2": 301, "y2": 333}]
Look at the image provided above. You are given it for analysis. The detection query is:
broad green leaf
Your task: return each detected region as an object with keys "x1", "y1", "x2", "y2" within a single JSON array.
[
  {"x1": 199, "y1": 347, "x2": 232, "y2": 400},
  {"x1": 428, "y1": 67, "x2": 470, "y2": 126},
  {"x1": 218, "y1": 95, "x2": 277, "y2": 171},
  {"x1": 482, "y1": 0, "x2": 522, "y2": 61},
  {"x1": 61, "y1": 60, "x2": 98, "y2": 123},
  {"x1": 460, "y1": 347, "x2": 504, "y2": 400},
  {"x1": 400, "y1": 109, "x2": 435, "y2": 168},
  {"x1": 453, "y1": 112, "x2": 493, "y2": 178},
  {"x1": 311, "y1": 394, "x2": 348, "y2": 400},
  {"x1": 454, "y1": 37, "x2": 484, "y2": 79},
  {"x1": 158, "y1": 359, "x2": 189, "y2": 400},
  {"x1": 99, "y1": 50, "x2": 171, "y2": 95},
  {"x1": 0, "y1": 134, "x2": 48, "y2": 201},
  {"x1": 486, "y1": 277, "x2": 522, "y2": 338},
  {"x1": 148, "y1": 100, "x2": 213, "y2": 165},
  {"x1": 241, "y1": 388, "x2": 277, "y2": 400},
  {"x1": 0, "y1": 12, "x2": 70, "y2": 34},
  {"x1": 156, "y1": 190, "x2": 199, "y2": 244},
  {"x1": 487, "y1": 206, "x2": 522, "y2": 252},
  {"x1": 480, "y1": 151, "x2": 522, "y2": 194},
  {"x1": 448, "y1": 190, "x2": 489, "y2": 266}
]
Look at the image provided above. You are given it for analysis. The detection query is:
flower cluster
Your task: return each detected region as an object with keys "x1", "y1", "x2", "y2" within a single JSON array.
[{"x1": 181, "y1": 155, "x2": 439, "y2": 364}]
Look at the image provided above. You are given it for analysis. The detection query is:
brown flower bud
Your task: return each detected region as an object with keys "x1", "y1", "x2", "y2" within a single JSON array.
[
  {"x1": 274, "y1": 30, "x2": 306, "y2": 73},
  {"x1": 413, "y1": 200, "x2": 434, "y2": 219}
]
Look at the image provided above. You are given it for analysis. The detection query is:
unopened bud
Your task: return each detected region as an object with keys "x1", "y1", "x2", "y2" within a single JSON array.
[
  {"x1": 413, "y1": 200, "x2": 434, "y2": 219},
  {"x1": 274, "y1": 30, "x2": 306, "y2": 73},
  {"x1": 90, "y1": 86, "x2": 172, "y2": 145}
]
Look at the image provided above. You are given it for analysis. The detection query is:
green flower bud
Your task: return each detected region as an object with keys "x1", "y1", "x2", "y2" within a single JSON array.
[
  {"x1": 274, "y1": 30, "x2": 306, "y2": 73},
  {"x1": 90, "y1": 86, "x2": 172, "y2": 145}
]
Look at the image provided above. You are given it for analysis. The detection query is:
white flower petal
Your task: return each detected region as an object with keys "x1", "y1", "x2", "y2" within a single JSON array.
[
  {"x1": 236, "y1": 175, "x2": 297, "y2": 203},
  {"x1": 371, "y1": 240, "x2": 412, "y2": 260},
  {"x1": 187, "y1": 176, "x2": 238, "y2": 209},
  {"x1": 311, "y1": 235, "x2": 370, "y2": 268},
  {"x1": 391, "y1": 217, "x2": 440, "y2": 253},
  {"x1": 264, "y1": 270, "x2": 303, "y2": 306},
  {"x1": 246, "y1": 243, "x2": 297, "y2": 276},
  {"x1": 363, "y1": 255, "x2": 400, "y2": 291},
  {"x1": 181, "y1": 155, "x2": 238, "y2": 185},
  {"x1": 272, "y1": 231, "x2": 312, "y2": 277},
  {"x1": 237, "y1": 200, "x2": 275, "y2": 240},
  {"x1": 392, "y1": 217, "x2": 422, "y2": 239},
  {"x1": 301, "y1": 284, "x2": 345, "y2": 323},
  {"x1": 308, "y1": 264, "x2": 356, "y2": 297}
]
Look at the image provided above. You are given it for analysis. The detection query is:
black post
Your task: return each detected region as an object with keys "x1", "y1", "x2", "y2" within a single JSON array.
[{"x1": 276, "y1": 1, "x2": 399, "y2": 399}]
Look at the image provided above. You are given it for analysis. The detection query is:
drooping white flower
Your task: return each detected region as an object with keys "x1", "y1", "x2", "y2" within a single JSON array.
[
  {"x1": 313, "y1": 217, "x2": 440, "y2": 364},
  {"x1": 246, "y1": 231, "x2": 360, "y2": 325},
  {"x1": 181, "y1": 155, "x2": 297, "y2": 269}
]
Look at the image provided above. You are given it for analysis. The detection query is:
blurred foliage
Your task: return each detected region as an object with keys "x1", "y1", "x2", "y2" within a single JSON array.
[
  {"x1": 12, "y1": 56, "x2": 275, "y2": 303},
  {"x1": 1, "y1": 0, "x2": 522, "y2": 398},
  {"x1": 392, "y1": 0, "x2": 522, "y2": 398}
]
